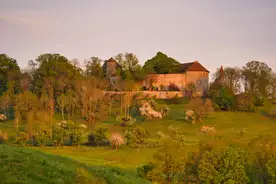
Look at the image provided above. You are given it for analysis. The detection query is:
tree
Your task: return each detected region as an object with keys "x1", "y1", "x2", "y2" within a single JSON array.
[
  {"x1": 57, "y1": 94, "x2": 67, "y2": 121},
  {"x1": 213, "y1": 67, "x2": 242, "y2": 94},
  {"x1": 110, "y1": 133, "x2": 124, "y2": 150},
  {"x1": 0, "y1": 54, "x2": 21, "y2": 95},
  {"x1": 143, "y1": 52, "x2": 180, "y2": 74},
  {"x1": 198, "y1": 147, "x2": 249, "y2": 184},
  {"x1": 146, "y1": 139, "x2": 187, "y2": 183},
  {"x1": 32, "y1": 53, "x2": 81, "y2": 97},
  {"x1": 114, "y1": 52, "x2": 146, "y2": 81},
  {"x1": 0, "y1": 81, "x2": 15, "y2": 119},
  {"x1": 242, "y1": 61, "x2": 272, "y2": 98},
  {"x1": 249, "y1": 134, "x2": 276, "y2": 183},
  {"x1": 85, "y1": 57, "x2": 104, "y2": 78},
  {"x1": 125, "y1": 127, "x2": 149, "y2": 149}
]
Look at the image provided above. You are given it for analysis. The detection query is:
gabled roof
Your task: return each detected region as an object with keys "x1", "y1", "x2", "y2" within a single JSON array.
[
  {"x1": 105, "y1": 57, "x2": 117, "y2": 63},
  {"x1": 179, "y1": 61, "x2": 209, "y2": 73}
]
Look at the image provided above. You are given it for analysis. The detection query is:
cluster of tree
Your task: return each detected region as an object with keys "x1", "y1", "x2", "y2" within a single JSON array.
[
  {"x1": 210, "y1": 61, "x2": 276, "y2": 111},
  {"x1": 137, "y1": 128, "x2": 276, "y2": 184}
]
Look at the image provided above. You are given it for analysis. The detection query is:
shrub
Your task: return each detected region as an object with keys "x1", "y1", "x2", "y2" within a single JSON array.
[
  {"x1": 15, "y1": 132, "x2": 29, "y2": 146},
  {"x1": 185, "y1": 110, "x2": 196, "y2": 124},
  {"x1": 254, "y1": 95, "x2": 264, "y2": 107},
  {"x1": 35, "y1": 124, "x2": 51, "y2": 147},
  {"x1": 110, "y1": 133, "x2": 124, "y2": 150},
  {"x1": 137, "y1": 163, "x2": 155, "y2": 178},
  {"x1": 198, "y1": 147, "x2": 249, "y2": 184},
  {"x1": 125, "y1": 127, "x2": 149, "y2": 149},
  {"x1": 234, "y1": 93, "x2": 256, "y2": 112},
  {"x1": 0, "y1": 114, "x2": 7, "y2": 121},
  {"x1": 139, "y1": 101, "x2": 165, "y2": 120},
  {"x1": 88, "y1": 127, "x2": 109, "y2": 146},
  {"x1": 156, "y1": 131, "x2": 165, "y2": 143},
  {"x1": 200, "y1": 126, "x2": 216, "y2": 135},
  {"x1": 212, "y1": 87, "x2": 235, "y2": 111},
  {"x1": 115, "y1": 115, "x2": 136, "y2": 126},
  {"x1": 0, "y1": 130, "x2": 8, "y2": 143},
  {"x1": 168, "y1": 83, "x2": 180, "y2": 91}
]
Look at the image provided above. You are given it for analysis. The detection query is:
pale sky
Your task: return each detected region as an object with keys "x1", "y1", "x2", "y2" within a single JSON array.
[{"x1": 1, "y1": 0, "x2": 276, "y2": 74}]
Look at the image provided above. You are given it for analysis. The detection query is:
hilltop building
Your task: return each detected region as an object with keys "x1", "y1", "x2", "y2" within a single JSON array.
[
  {"x1": 103, "y1": 58, "x2": 210, "y2": 94},
  {"x1": 144, "y1": 61, "x2": 209, "y2": 92}
]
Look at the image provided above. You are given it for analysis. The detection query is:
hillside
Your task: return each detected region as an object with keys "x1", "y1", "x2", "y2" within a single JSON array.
[{"x1": 0, "y1": 144, "x2": 149, "y2": 184}]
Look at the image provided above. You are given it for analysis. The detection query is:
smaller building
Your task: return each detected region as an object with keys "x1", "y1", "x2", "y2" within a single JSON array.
[{"x1": 144, "y1": 61, "x2": 209, "y2": 93}]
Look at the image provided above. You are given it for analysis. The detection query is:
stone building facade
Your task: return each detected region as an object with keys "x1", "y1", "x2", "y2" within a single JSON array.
[{"x1": 144, "y1": 61, "x2": 209, "y2": 92}]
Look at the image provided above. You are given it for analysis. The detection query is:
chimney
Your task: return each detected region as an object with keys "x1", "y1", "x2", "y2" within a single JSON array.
[{"x1": 194, "y1": 60, "x2": 198, "y2": 63}]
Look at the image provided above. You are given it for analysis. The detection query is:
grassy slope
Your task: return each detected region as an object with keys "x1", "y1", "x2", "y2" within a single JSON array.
[
  {"x1": 1, "y1": 99, "x2": 276, "y2": 177},
  {"x1": 0, "y1": 144, "x2": 150, "y2": 184}
]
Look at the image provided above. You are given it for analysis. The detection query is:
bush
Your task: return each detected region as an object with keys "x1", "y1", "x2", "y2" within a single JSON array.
[
  {"x1": 88, "y1": 127, "x2": 109, "y2": 146},
  {"x1": 185, "y1": 110, "x2": 196, "y2": 124},
  {"x1": 0, "y1": 114, "x2": 7, "y2": 121},
  {"x1": 137, "y1": 163, "x2": 155, "y2": 178},
  {"x1": 0, "y1": 130, "x2": 8, "y2": 143},
  {"x1": 15, "y1": 132, "x2": 29, "y2": 146},
  {"x1": 254, "y1": 95, "x2": 265, "y2": 107},
  {"x1": 168, "y1": 83, "x2": 180, "y2": 91},
  {"x1": 116, "y1": 115, "x2": 136, "y2": 126},
  {"x1": 110, "y1": 133, "x2": 124, "y2": 150},
  {"x1": 198, "y1": 147, "x2": 249, "y2": 184},
  {"x1": 139, "y1": 102, "x2": 163, "y2": 119},
  {"x1": 212, "y1": 87, "x2": 235, "y2": 111},
  {"x1": 234, "y1": 93, "x2": 256, "y2": 112},
  {"x1": 125, "y1": 127, "x2": 149, "y2": 149}
]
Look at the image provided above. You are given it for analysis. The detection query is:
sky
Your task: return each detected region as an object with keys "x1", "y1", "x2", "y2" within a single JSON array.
[{"x1": 1, "y1": 0, "x2": 276, "y2": 74}]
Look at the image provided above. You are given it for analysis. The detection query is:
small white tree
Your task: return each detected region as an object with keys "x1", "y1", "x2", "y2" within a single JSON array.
[
  {"x1": 185, "y1": 110, "x2": 196, "y2": 124},
  {"x1": 139, "y1": 102, "x2": 163, "y2": 119},
  {"x1": 110, "y1": 133, "x2": 124, "y2": 150}
]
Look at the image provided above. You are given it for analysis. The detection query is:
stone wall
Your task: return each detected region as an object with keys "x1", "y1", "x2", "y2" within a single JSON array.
[
  {"x1": 105, "y1": 91, "x2": 202, "y2": 99},
  {"x1": 144, "y1": 71, "x2": 209, "y2": 91}
]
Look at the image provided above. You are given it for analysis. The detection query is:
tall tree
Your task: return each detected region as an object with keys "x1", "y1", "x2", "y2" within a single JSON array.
[
  {"x1": 85, "y1": 57, "x2": 104, "y2": 78},
  {"x1": 242, "y1": 61, "x2": 272, "y2": 98},
  {"x1": 143, "y1": 52, "x2": 180, "y2": 74},
  {"x1": 0, "y1": 54, "x2": 21, "y2": 95},
  {"x1": 32, "y1": 53, "x2": 81, "y2": 97}
]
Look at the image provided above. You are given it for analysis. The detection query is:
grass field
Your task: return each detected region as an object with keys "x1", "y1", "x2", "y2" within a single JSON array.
[{"x1": 1, "y1": 99, "x2": 276, "y2": 182}]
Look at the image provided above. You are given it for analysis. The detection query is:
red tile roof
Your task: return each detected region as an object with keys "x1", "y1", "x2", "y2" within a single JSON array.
[{"x1": 180, "y1": 61, "x2": 209, "y2": 73}]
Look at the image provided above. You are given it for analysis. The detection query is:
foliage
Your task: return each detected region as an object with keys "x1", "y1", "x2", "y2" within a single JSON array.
[
  {"x1": 69, "y1": 125, "x2": 87, "y2": 147},
  {"x1": 198, "y1": 147, "x2": 250, "y2": 184},
  {"x1": 116, "y1": 115, "x2": 136, "y2": 126},
  {"x1": 146, "y1": 139, "x2": 187, "y2": 183},
  {"x1": 253, "y1": 94, "x2": 265, "y2": 107},
  {"x1": 15, "y1": 132, "x2": 30, "y2": 146},
  {"x1": 52, "y1": 125, "x2": 68, "y2": 148},
  {"x1": 0, "y1": 114, "x2": 7, "y2": 121},
  {"x1": 85, "y1": 57, "x2": 104, "y2": 78},
  {"x1": 0, "y1": 54, "x2": 21, "y2": 95},
  {"x1": 213, "y1": 67, "x2": 242, "y2": 93},
  {"x1": 35, "y1": 123, "x2": 51, "y2": 147},
  {"x1": 212, "y1": 87, "x2": 235, "y2": 111},
  {"x1": 0, "y1": 130, "x2": 8, "y2": 143},
  {"x1": 143, "y1": 52, "x2": 180, "y2": 74},
  {"x1": 156, "y1": 131, "x2": 165, "y2": 143},
  {"x1": 249, "y1": 134, "x2": 276, "y2": 183},
  {"x1": 168, "y1": 83, "x2": 180, "y2": 91},
  {"x1": 139, "y1": 102, "x2": 163, "y2": 119},
  {"x1": 234, "y1": 93, "x2": 256, "y2": 112},
  {"x1": 88, "y1": 127, "x2": 109, "y2": 146},
  {"x1": 242, "y1": 61, "x2": 272, "y2": 99},
  {"x1": 185, "y1": 110, "x2": 196, "y2": 124},
  {"x1": 110, "y1": 133, "x2": 124, "y2": 150},
  {"x1": 125, "y1": 127, "x2": 149, "y2": 149},
  {"x1": 267, "y1": 157, "x2": 276, "y2": 182},
  {"x1": 200, "y1": 126, "x2": 216, "y2": 135}
]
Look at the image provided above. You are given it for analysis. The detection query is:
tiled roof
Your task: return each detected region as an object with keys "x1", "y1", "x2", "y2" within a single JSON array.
[
  {"x1": 105, "y1": 57, "x2": 117, "y2": 63},
  {"x1": 179, "y1": 61, "x2": 209, "y2": 73}
]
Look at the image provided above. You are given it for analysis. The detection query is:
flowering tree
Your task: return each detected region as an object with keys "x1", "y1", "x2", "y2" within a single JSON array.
[
  {"x1": 185, "y1": 110, "x2": 196, "y2": 124},
  {"x1": 139, "y1": 102, "x2": 163, "y2": 119},
  {"x1": 110, "y1": 133, "x2": 124, "y2": 150},
  {"x1": 0, "y1": 114, "x2": 7, "y2": 121}
]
